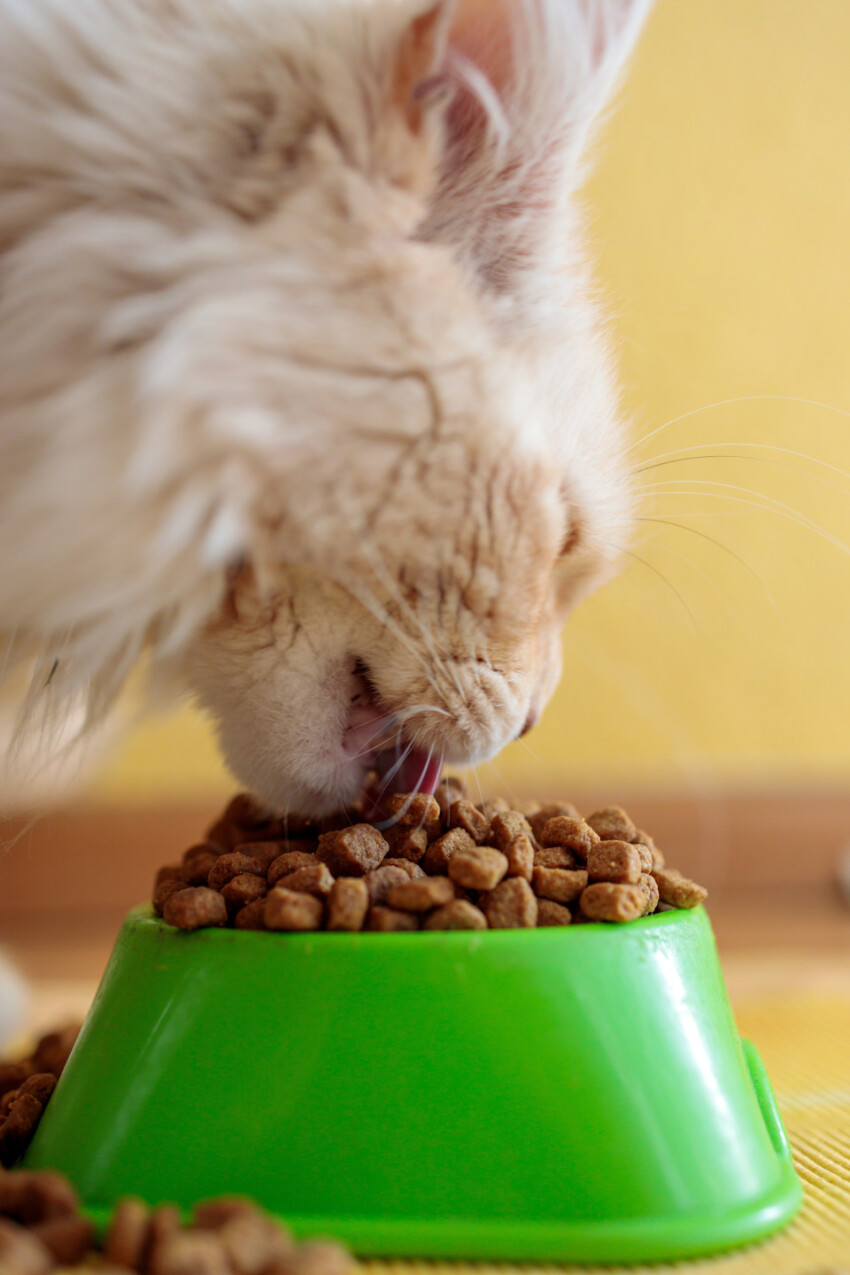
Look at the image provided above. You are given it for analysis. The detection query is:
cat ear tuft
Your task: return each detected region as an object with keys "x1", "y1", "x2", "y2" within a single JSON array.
[
  {"x1": 407, "y1": 0, "x2": 654, "y2": 300},
  {"x1": 391, "y1": 1, "x2": 455, "y2": 135}
]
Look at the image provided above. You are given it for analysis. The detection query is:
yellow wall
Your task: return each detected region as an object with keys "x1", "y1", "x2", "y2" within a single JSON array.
[{"x1": 92, "y1": 0, "x2": 850, "y2": 804}]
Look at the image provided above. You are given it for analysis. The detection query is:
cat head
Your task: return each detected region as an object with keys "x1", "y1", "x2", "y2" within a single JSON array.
[
  {"x1": 0, "y1": 0, "x2": 650, "y2": 811},
  {"x1": 176, "y1": 0, "x2": 650, "y2": 814}
]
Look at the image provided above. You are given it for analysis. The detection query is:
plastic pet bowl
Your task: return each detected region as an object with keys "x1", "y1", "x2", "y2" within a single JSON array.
[{"x1": 26, "y1": 904, "x2": 801, "y2": 1264}]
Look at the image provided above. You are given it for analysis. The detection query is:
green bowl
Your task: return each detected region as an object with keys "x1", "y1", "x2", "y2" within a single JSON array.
[{"x1": 26, "y1": 905, "x2": 801, "y2": 1264}]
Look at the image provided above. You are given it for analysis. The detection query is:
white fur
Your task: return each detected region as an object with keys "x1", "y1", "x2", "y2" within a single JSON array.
[{"x1": 0, "y1": 0, "x2": 651, "y2": 813}]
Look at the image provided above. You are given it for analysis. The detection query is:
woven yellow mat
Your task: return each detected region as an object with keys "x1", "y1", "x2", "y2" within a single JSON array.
[{"x1": 361, "y1": 993, "x2": 850, "y2": 1275}]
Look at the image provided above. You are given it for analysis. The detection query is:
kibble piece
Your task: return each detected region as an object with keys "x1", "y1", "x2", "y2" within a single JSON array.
[
  {"x1": 532, "y1": 866, "x2": 588, "y2": 904},
  {"x1": 363, "y1": 865, "x2": 411, "y2": 905},
  {"x1": 477, "y1": 797, "x2": 509, "y2": 820},
  {"x1": 180, "y1": 845, "x2": 221, "y2": 886},
  {"x1": 536, "y1": 899, "x2": 573, "y2": 927},
  {"x1": 155, "y1": 864, "x2": 184, "y2": 887},
  {"x1": 481, "y1": 877, "x2": 538, "y2": 929},
  {"x1": 234, "y1": 899, "x2": 267, "y2": 931},
  {"x1": 327, "y1": 878, "x2": 370, "y2": 932},
  {"x1": 162, "y1": 888, "x2": 228, "y2": 932},
  {"x1": 268, "y1": 851, "x2": 319, "y2": 887},
  {"x1": 32, "y1": 1025, "x2": 79, "y2": 1078},
  {"x1": 448, "y1": 800, "x2": 490, "y2": 844},
  {"x1": 533, "y1": 845, "x2": 578, "y2": 870},
  {"x1": 384, "y1": 793, "x2": 441, "y2": 840},
  {"x1": 423, "y1": 900, "x2": 488, "y2": 931},
  {"x1": 527, "y1": 802, "x2": 581, "y2": 842},
  {"x1": 104, "y1": 1198, "x2": 150, "y2": 1269},
  {"x1": 503, "y1": 833, "x2": 534, "y2": 880},
  {"x1": 219, "y1": 1210, "x2": 293, "y2": 1272},
  {"x1": 488, "y1": 811, "x2": 534, "y2": 853},
  {"x1": 634, "y1": 843, "x2": 654, "y2": 873},
  {"x1": 264, "y1": 888, "x2": 323, "y2": 932},
  {"x1": 366, "y1": 906, "x2": 419, "y2": 932},
  {"x1": 12, "y1": 1170, "x2": 78, "y2": 1224},
  {"x1": 145, "y1": 1204, "x2": 183, "y2": 1275},
  {"x1": 0, "y1": 1093, "x2": 43, "y2": 1168},
  {"x1": 225, "y1": 792, "x2": 274, "y2": 829},
  {"x1": 634, "y1": 828, "x2": 665, "y2": 869},
  {"x1": 205, "y1": 818, "x2": 240, "y2": 853},
  {"x1": 31, "y1": 1214, "x2": 94, "y2": 1265},
  {"x1": 586, "y1": 805, "x2": 638, "y2": 843},
  {"x1": 221, "y1": 874, "x2": 268, "y2": 914},
  {"x1": 539, "y1": 816, "x2": 599, "y2": 860},
  {"x1": 208, "y1": 852, "x2": 267, "y2": 893},
  {"x1": 0, "y1": 1172, "x2": 37, "y2": 1221},
  {"x1": 587, "y1": 840, "x2": 642, "y2": 885},
  {"x1": 0, "y1": 1091, "x2": 18, "y2": 1117},
  {"x1": 638, "y1": 873, "x2": 660, "y2": 915},
  {"x1": 150, "y1": 1231, "x2": 231, "y2": 1275},
  {"x1": 386, "y1": 876, "x2": 455, "y2": 912},
  {"x1": 435, "y1": 776, "x2": 467, "y2": 821},
  {"x1": 382, "y1": 858, "x2": 427, "y2": 879},
  {"x1": 0, "y1": 1062, "x2": 32, "y2": 1094},
  {"x1": 193, "y1": 1197, "x2": 259, "y2": 1230},
  {"x1": 18, "y1": 1075, "x2": 56, "y2": 1106},
  {"x1": 274, "y1": 864, "x2": 334, "y2": 898},
  {"x1": 448, "y1": 846, "x2": 508, "y2": 891},
  {"x1": 382, "y1": 825, "x2": 428, "y2": 863},
  {"x1": 652, "y1": 869, "x2": 708, "y2": 909},
  {"x1": 284, "y1": 1241, "x2": 355, "y2": 1275},
  {"x1": 235, "y1": 840, "x2": 286, "y2": 871},
  {"x1": 316, "y1": 825, "x2": 388, "y2": 876},
  {"x1": 154, "y1": 876, "x2": 188, "y2": 916},
  {"x1": 580, "y1": 882, "x2": 645, "y2": 923},
  {"x1": 421, "y1": 827, "x2": 475, "y2": 875},
  {"x1": 0, "y1": 1220, "x2": 52, "y2": 1275}
]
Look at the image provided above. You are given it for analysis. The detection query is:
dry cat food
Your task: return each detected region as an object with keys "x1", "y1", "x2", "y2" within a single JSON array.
[
  {"x1": 154, "y1": 784, "x2": 707, "y2": 934},
  {"x1": 0, "y1": 1024, "x2": 80, "y2": 1169},
  {"x1": 0, "y1": 1166, "x2": 353, "y2": 1274}
]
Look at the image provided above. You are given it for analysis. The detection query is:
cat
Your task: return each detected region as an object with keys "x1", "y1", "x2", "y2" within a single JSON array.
[{"x1": 0, "y1": 0, "x2": 651, "y2": 821}]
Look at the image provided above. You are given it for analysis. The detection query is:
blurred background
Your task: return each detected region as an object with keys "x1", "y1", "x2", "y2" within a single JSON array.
[{"x1": 3, "y1": 0, "x2": 850, "y2": 995}]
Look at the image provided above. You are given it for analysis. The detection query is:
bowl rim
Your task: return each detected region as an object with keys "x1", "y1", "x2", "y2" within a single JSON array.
[{"x1": 136, "y1": 901, "x2": 704, "y2": 942}]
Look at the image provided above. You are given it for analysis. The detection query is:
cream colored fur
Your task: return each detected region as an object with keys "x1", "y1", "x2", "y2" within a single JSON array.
[{"x1": 0, "y1": 0, "x2": 651, "y2": 815}]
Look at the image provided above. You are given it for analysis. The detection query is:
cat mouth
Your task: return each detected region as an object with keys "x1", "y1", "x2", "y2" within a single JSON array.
[{"x1": 343, "y1": 661, "x2": 443, "y2": 816}]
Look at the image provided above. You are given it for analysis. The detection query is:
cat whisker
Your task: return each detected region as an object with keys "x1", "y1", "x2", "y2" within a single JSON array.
[
  {"x1": 633, "y1": 441, "x2": 850, "y2": 486},
  {"x1": 633, "y1": 448, "x2": 850, "y2": 497},
  {"x1": 637, "y1": 481, "x2": 850, "y2": 558},
  {"x1": 627, "y1": 394, "x2": 850, "y2": 457},
  {"x1": 618, "y1": 546, "x2": 698, "y2": 631},
  {"x1": 634, "y1": 516, "x2": 780, "y2": 615},
  {"x1": 634, "y1": 537, "x2": 740, "y2": 627},
  {"x1": 347, "y1": 703, "x2": 450, "y2": 763}
]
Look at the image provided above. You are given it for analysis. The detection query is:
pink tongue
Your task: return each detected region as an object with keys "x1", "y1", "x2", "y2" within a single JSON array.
[
  {"x1": 391, "y1": 745, "x2": 442, "y2": 797},
  {"x1": 365, "y1": 744, "x2": 442, "y2": 821}
]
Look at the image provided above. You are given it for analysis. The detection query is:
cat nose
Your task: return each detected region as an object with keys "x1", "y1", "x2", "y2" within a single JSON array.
[{"x1": 517, "y1": 708, "x2": 538, "y2": 739}]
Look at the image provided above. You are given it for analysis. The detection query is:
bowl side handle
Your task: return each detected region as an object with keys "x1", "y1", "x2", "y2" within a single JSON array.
[{"x1": 741, "y1": 1037, "x2": 793, "y2": 1163}]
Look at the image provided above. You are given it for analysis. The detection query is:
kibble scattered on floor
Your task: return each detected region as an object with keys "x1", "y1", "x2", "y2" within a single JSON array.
[
  {"x1": 0, "y1": 1025, "x2": 79, "y2": 1169},
  {"x1": 0, "y1": 1167, "x2": 354, "y2": 1274},
  {"x1": 153, "y1": 782, "x2": 707, "y2": 934}
]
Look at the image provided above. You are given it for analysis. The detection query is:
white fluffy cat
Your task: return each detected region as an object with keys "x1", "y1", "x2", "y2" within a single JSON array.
[{"x1": 0, "y1": 0, "x2": 651, "y2": 819}]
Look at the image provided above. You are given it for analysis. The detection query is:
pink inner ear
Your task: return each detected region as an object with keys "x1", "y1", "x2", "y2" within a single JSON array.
[
  {"x1": 393, "y1": 2, "x2": 452, "y2": 133},
  {"x1": 447, "y1": 0, "x2": 516, "y2": 94}
]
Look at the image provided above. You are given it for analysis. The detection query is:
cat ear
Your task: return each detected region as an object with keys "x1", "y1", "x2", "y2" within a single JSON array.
[
  {"x1": 394, "y1": 0, "x2": 653, "y2": 297},
  {"x1": 391, "y1": 2, "x2": 455, "y2": 135}
]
